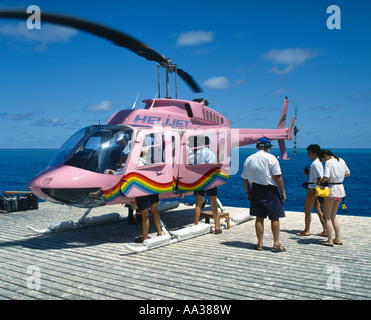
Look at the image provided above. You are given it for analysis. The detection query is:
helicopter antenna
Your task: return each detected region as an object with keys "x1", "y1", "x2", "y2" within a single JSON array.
[
  {"x1": 157, "y1": 65, "x2": 161, "y2": 99},
  {"x1": 131, "y1": 91, "x2": 140, "y2": 110},
  {"x1": 175, "y1": 67, "x2": 178, "y2": 99},
  {"x1": 149, "y1": 90, "x2": 158, "y2": 110},
  {"x1": 293, "y1": 105, "x2": 299, "y2": 156}
]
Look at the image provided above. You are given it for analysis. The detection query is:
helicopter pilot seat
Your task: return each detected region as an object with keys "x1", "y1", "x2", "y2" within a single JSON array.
[
  {"x1": 66, "y1": 149, "x2": 99, "y2": 173},
  {"x1": 101, "y1": 148, "x2": 124, "y2": 175}
]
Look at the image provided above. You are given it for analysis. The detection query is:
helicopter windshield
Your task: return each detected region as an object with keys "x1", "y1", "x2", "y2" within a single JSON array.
[
  {"x1": 49, "y1": 125, "x2": 96, "y2": 167},
  {"x1": 51, "y1": 125, "x2": 134, "y2": 174}
]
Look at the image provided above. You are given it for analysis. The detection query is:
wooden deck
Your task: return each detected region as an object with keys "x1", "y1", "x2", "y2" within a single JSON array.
[{"x1": 0, "y1": 201, "x2": 370, "y2": 300}]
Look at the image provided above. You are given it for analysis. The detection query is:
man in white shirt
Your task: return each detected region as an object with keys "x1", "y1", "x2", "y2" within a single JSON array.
[
  {"x1": 241, "y1": 137, "x2": 286, "y2": 252},
  {"x1": 297, "y1": 144, "x2": 327, "y2": 237},
  {"x1": 194, "y1": 136, "x2": 221, "y2": 234},
  {"x1": 194, "y1": 145, "x2": 217, "y2": 164}
]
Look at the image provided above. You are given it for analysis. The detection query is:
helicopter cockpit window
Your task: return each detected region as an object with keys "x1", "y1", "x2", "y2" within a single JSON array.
[
  {"x1": 49, "y1": 125, "x2": 96, "y2": 167},
  {"x1": 137, "y1": 133, "x2": 164, "y2": 167},
  {"x1": 186, "y1": 133, "x2": 224, "y2": 165},
  {"x1": 63, "y1": 126, "x2": 134, "y2": 174}
]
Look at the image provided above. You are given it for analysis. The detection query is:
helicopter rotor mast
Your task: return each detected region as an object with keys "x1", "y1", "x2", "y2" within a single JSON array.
[{"x1": 159, "y1": 57, "x2": 178, "y2": 99}]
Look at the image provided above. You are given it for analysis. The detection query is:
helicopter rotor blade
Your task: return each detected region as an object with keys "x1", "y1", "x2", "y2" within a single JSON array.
[
  {"x1": 0, "y1": 10, "x2": 202, "y2": 93},
  {"x1": 177, "y1": 68, "x2": 202, "y2": 93}
]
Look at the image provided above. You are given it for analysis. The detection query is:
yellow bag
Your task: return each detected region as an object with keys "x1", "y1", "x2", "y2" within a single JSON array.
[{"x1": 316, "y1": 186, "x2": 331, "y2": 197}]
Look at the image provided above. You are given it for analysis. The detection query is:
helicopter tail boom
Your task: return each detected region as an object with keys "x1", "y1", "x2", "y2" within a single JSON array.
[
  {"x1": 231, "y1": 128, "x2": 292, "y2": 147},
  {"x1": 231, "y1": 97, "x2": 294, "y2": 159}
]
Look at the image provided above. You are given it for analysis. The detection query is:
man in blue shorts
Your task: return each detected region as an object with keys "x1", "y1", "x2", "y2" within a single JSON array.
[
  {"x1": 193, "y1": 136, "x2": 221, "y2": 234},
  {"x1": 241, "y1": 137, "x2": 287, "y2": 252}
]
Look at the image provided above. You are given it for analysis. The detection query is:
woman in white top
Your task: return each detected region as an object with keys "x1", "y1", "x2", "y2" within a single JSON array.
[
  {"x1": 297, "y1": 144, "x2": 326, "y2": 237},
  {"x1": 319, "y1": 149, "x2": 351, "y2": 246}
]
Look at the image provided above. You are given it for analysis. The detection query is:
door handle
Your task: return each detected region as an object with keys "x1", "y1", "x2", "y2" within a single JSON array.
[{"x1": 156, "y1": 170, "x2": 166, "y2": 175}]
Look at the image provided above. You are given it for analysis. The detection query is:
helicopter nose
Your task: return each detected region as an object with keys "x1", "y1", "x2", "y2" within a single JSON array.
[{"x1": 29, "y1": 165, "x2": 107, "y2": 208}]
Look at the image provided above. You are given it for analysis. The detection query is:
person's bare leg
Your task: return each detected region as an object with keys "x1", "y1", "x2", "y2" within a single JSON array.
[
  {"x1": 209, "y1": 196, "x2": 220, "y2": 232},
  {"x1": 323, "y1": 198, "x2": 335, "y2": 245},
  {"x1": 331, "y1": 200, "x2": 342, "y2": 244},
  {"x1": 255, "y1": 217, "x2": 264, "y2": 248},
  {"x1": 194, "y1": 195, "x2": 203, "y2": 225},
  {"x1": 298, "y1": 189, "x2": 315, "y2": 235},
  {"x1": 140, "y1": 209, "x2": 149, "y2": 240},
  {"x1": 271, "y1": 219, "x2": 281, "y2": 247},
  {"x1": 314, "y1": 198, "x2": 327, "y2": 236},
  {"x1": 151, "y1": 202, "x2": 162, "y2": 236}
]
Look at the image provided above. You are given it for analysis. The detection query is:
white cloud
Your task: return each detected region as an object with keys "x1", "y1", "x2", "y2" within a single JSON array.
[
  {"x1": 348, "y1": 91, "x2": 371, "y2": 102},
  {"x1": 311, "y1": 104, "x2": 341, "y2": 111},
  {"x1": 202, "y1": 76, "x2": 230, "y2": 90},
  {"x1": 254, "y1": 106, "x2": 277, "y2": 112},
  {"x1": 202, "y1": 76, "x2": 245, "y2": 90},
  {"x1": 268, "y1": 65, "x2": 295, "y2": 75},
  {"x1": 1, "y1": 112, "x2": 34, "y2": 121},
  {"x1": 0, "y1": 22, "x2": 78, "y2": 48},
  {"x1": 233, "y1": 78, "x2": 246, "y2": 87},
  {"x1": 85, "y1": 100, "x2": 114, "y2": 113},
  {"x1": 176, "y1": 30, "x2": 213, "y2": 46},
  {"x1": 31, "y1": 117, "x2": 67, "y2": 127},
  {"x1": 272, "y1": 87, "x2": 291, "y2": 95},
  {"x1": 263, "y1": 48, "x2": 319, "y2": 74}
]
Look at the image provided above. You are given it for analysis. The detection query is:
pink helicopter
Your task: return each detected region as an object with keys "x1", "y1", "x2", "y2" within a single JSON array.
[{"x1": 0, "y1": 10, "x2": 294, "y2": 239}]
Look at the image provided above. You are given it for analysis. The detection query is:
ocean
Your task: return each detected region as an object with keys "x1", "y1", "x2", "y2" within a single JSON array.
[{"x1": 1, "y1": 148, "x2": 370, "y2": 217}]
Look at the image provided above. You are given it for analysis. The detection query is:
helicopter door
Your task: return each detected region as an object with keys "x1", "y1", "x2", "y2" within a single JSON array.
[
  {"x1": 120, "y1": 128, "x2": 173, "y2": 198},
  {"x1": 177, "y1": 129, "x2": 229, "y2": 193}
]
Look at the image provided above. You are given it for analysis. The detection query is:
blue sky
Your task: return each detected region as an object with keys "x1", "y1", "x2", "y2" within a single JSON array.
[{"x1": 0, "y1": 0, "x2": 370, "y2": 150}]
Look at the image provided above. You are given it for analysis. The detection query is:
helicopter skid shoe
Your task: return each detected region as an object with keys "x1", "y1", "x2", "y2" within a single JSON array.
[
  {"x1": 27, "y1": 220, "x2": 75, "y2": 234},
  {"x1": 26, "y1": 209, "x2": 121, "y2": 234},
  {"x1": 123, "y1": 222, "x2": 212, "y2": 253},
  {"x1": 229, "y1": 211, "x2": 252, "y2": 226},
  {"x1": 158, "y1": 201, "x2": 179, "y2": 213},
  {"x1": 123, "y1": 234, "x2": 173, "y2": 253},
  {"x1": 77, "y1": 212, "x2": 120, "y2": 227},
  {"x1": 26, "y1": 226, "x2": 53, "y2": 234},
  {"x1": 171, "y1": 224, "x2": 211, "y2": 241}
]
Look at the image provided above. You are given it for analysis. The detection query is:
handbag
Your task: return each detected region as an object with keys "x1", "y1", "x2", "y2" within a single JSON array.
[{"x1": 315, "y1": 186, "x2": 331, "y2": 197}]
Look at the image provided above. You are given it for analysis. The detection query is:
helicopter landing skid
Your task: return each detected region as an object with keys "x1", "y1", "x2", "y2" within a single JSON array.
[
  {"x1": 124, "y1": 199, "x2": 252, "y2": 254},
  {"x1": 123, "y1": 220, "x2": 212, "y2": 253},
  {"x1": 25, "y1": 201, "x2": 181, "y2": 235},
  {"x1": 26, "y1": 208, "x2": 121, "y2": 234}
]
